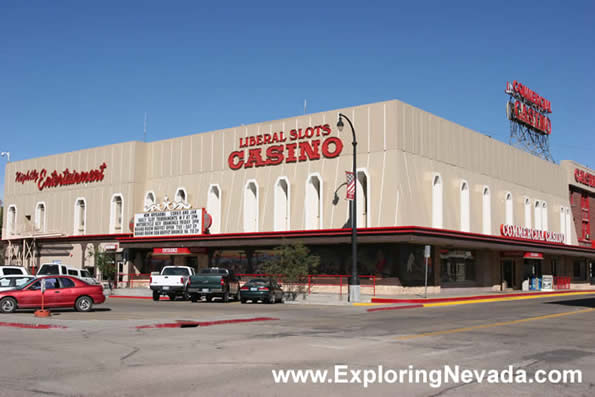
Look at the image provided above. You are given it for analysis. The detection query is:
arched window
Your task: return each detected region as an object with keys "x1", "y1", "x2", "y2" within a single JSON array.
[
  {"x1": 74, "y1": 198, "x2": 86, "y2": 235},
  {"x1": 534, "y1": 200, "x2": 542, "y2": 230},
  {"x1": 35, "y1": 202, "x2": 46, "y2": 233},
  {"x1": 560, "y1": 206, "x2": 566, "y2": 237},
  {"x1": 541, "y1": 201, "x2": 548, "y2": 231},
  {"x1": 274, "y1": 177, "x2": 290, "y2": 231},
  {"x1": 7, "y1": 205, "x2": 16, "y2": 236},
  {"x1": 356, "y1": 169, "x2": 369, "y2": 228},
  {"x1": 482, "y1": 186, "x2": 491, "y2": 234},
  {"x1": 505, "y1": 192, "x2": 513, "y2": 225},
  {"x1": 305, "y1": 174, "x2": 322, "y2": 229},
  {"x1": 207, "y1": 184, "x2": 221, "y2": 234},
  {"x1": 460, "y1": 181, "x2": 470, "y2": 232},
  {"x1": 565, "y1": 207, "x2": 572, "y2": 244},
  {"x1": 144, "y1": 191, "x2": 156, "y2": 211},
  {"x1": 524, "y1": 197, "x2": 531, "y2": 228},
  {"x1": 432, "y1": 174, "x2": 443, "y2": 228},
  {"x1": 175, "y1": 187, "x2": 187, "y2": 203},
  {"x1": 243, "y1": 180, "x2": 258, "y2": 232},
  {"x1": 110, "y1": 194, "x2": 124, "y2": 233}
]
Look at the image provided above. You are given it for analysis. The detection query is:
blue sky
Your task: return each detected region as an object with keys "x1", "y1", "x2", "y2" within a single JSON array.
[{"x1": 1, "y1": 1, "x2": 594, "y2": 199}]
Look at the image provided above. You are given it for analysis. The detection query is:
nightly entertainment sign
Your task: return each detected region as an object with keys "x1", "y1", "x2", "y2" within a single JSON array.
[
  {"x1": 134, "y1": 209, "x2": 205, "y2": 237},
  {"x1": 15, "y1": 163, "x2": 107, "y2": 191}
]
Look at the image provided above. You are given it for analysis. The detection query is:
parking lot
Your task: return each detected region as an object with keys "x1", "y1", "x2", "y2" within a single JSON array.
[{"x1": 0, "y1": 293, "x2": 594, "y2": 396}]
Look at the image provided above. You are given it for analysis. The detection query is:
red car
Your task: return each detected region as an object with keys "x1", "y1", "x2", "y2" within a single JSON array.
[{"x1": 0, "y1": 276, "x2": 105, "y2": 313}]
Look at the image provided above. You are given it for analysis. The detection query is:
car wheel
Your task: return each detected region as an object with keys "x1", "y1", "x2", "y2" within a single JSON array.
[
  {"x1": 75, "y1": 296, "x2": 93, "y2": 312},
  {"x1": 190, "y1": 294, "x2": 199, "y2": 303},
  {"x1": 222, "y1": 290, "x2": 229, "y2": 303},
  {"x1": 152, "y1": 291, "x2": 160, "y2": 301},
  {"x1": 0, "y1": 297, "x2": 17, "y2": 313},
  {"x1": 240, "y1": 298, "x2": 247, "y2": 304},
  {"x1": 206, "y1": 296, "x2": 213, "y2": 302},
  {"x1": 167, "y1": 294, "x2": 176, "y2": 301}
]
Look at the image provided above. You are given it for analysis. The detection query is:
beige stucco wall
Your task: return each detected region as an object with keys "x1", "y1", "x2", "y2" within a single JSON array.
[{"x1": 2, "y1": 99, "x2": 578, "y2": 244}]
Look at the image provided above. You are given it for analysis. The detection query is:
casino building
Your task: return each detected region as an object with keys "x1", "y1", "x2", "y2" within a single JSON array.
[{"x1": 2, "y1": 99, "x2": 594, "y2": 294}]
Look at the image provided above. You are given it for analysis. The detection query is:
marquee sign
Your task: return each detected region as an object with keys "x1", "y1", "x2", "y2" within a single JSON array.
[
  {"x1": 133, "y1": 208, "x2": 209, "y2": 237},
  {"x1": 227, "y1": 123, "x2": 343, "y2": 170},
  {"x1": 15, "y1": 163, "x2": 107, "y2": 191},
  {"x1": 500, "y1": 224, "x2": 565, "y2": 244},
  {"x1": 574, "y1": 168, "x2": 595, "y2": 188},
  {"x1": 505, "y1": 81, "x2": 552, "y2": 135}
]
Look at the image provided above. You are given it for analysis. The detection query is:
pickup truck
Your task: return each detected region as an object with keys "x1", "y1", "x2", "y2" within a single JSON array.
[
  {"x1": 186, "y1": 267, "x2": 240, "y2": 303},
  {"x1": 150, "y1": 266, "x2": 195, "y2": 301}
]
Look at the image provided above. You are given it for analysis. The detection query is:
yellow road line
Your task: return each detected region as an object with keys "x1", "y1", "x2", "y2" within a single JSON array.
[
  {"x1": 397, "y1": 308, "x2": 595, "y2": 341},
  {"x1": 423, "y1": 291, "x2": 595, "y2": 308}
]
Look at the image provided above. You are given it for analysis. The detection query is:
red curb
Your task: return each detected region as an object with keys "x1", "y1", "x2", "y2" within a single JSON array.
[
  {"x1": 371, "y1": 290, "x2": 595, "y2": 304},
  {"x1": 367, "y1": 304, "x2": 424, "y2": 313},
  {"x1": 109, "y1": 296, "x2": 170, "y2": 300},
  {"x1": 0, "y1": 322, "x2": 67, "y2": 329},
  {"x1": 136, "y1": 317, "x2": 279, "y2": 329}
]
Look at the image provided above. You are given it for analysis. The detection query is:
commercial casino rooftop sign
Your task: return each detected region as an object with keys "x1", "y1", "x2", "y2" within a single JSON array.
[
  {"x1": 505, "y1": 81, "x2": 552, "y2": 135},
  {"x1": 227, "y1": 124, "x2": 343, "y2": 170},
  {"x1": 15, "y1": 163, "x2": 107, "y2": 191}
]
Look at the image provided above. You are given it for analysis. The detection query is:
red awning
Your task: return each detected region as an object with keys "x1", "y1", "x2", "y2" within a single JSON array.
[{"x1": 523, "y1": 252, "x2": 544, "y2": 260}]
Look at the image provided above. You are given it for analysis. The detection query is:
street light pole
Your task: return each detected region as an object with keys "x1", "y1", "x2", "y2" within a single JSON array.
[{"x1": 337, "y1": 113, "x2": 359, "y2": 302}]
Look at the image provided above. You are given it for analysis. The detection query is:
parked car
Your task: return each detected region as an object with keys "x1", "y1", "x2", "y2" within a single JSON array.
[
  {"x1": 0, "y1": 276, "x2": 105, "y2": 313},
  {"x1": 0, "y1": 275, "x2": 36, "y2": 292},
  {"x1": 150, "y1": 266, "x2": 195, "y2": 301},
  {"x1": 240, "y1": 278, "x2": 284, "y2": 304},
  {"x1": 66, "y1": 268, "x2": 98, "y2": 285},
  {"x1": 186, "y1": 267, "x2": 240, "y2": 302},
  {"x1": 0, "y1": 266, "x2": 29, "y2": 276}
]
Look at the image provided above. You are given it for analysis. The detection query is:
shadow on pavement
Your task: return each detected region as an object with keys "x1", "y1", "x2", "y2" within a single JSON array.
[{"x1": 545, "y1": 297, "x2": 595, "y2": 308}]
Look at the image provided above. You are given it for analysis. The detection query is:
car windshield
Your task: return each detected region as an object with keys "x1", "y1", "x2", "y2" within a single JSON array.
[
  {"x1": 162, "y1": 268, "x2": 191, "y2": 276},
  {"x1": 16, "y1": 278, "x2": 38, "y2": 290},
  {"x1": 198, "y1": 268, "x2": 228, "y2": 275},
  {"x1": 38, "y1": 265, "x2": 59, "y2": 275},
  {"x1": 245, "y1": 279, "x2": 269, "y2": 286},
  {"x1": 80, "y1": 270, "x2": 92, "y2": 278}
]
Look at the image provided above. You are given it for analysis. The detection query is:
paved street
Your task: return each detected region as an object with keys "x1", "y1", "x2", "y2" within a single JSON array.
[{"x1": 0, "y1": 294, "x2": 594, "y2": 396}]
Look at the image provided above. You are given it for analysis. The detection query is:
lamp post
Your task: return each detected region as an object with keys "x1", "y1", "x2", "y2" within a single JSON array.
[{"x1": 336, "y1": 113, "x2": 359, "y2": 302}]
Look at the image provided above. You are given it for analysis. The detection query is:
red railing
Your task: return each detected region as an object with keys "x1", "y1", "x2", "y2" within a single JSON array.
[
  {"x1": 117, "y1": 273, "x2": 151, "y2": 289},
  {"x1": 554, "y1": 276, "x2": 571, "y2": 290},
  {"x1": 307, "y1": 275, "x2": 376, "y2": 297},
  {"x1": 237, "y1": 274, "x2": 376, "y2": 296}
]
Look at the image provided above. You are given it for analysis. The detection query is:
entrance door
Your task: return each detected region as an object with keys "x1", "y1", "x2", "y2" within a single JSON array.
[{"x1": 501, "y1": 260, "x2": 515, "y2": 289}]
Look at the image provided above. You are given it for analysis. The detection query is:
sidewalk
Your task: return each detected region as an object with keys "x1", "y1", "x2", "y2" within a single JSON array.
[{"x1": 371, "y1": 288, "x2": 595, "y2": 305}]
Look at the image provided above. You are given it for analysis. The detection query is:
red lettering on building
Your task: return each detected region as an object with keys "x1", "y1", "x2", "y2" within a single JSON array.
[
  {"x1": 15, "y1": 163, "x2": 107, "y2": 191},
  {"x1": 227, "y1": 124, "x2": 344, "y2": 170},
  {"x1": 574, "y1": 168, "x2": 595, "y2": 188},
  {"x1": 500, "y1": 224, "x2": 565, "y2": 244}
]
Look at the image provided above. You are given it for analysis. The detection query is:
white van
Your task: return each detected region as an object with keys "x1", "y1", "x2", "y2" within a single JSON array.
[
  {"x1": 66, "y1": 268, "x2": 98, "y2": 285},
  {"x1": 0, "y1": 266, "x2": 29, "y2": 276}
]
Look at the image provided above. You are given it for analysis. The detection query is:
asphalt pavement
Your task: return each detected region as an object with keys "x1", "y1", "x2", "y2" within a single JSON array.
[{"x1": 0, "y1": 293, "x2": 594, "y2": 396}]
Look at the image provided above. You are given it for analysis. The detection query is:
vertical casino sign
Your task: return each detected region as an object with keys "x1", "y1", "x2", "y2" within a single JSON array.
[{"x1": 227, "y1": 124, "x2": 343, "y2": 170}]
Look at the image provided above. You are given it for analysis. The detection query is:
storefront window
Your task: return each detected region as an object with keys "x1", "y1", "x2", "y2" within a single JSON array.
[
  {"x1": 573, "y1": 260, "x2": 587, "y2": 281},
  {"x1": 440, "y1": 250, "x2": 476, "y2": 283}
]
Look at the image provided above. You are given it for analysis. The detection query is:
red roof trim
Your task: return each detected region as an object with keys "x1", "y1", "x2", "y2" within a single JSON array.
[{"x1": 116, "y1": 226, "x2": 595, "y2": 254}]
